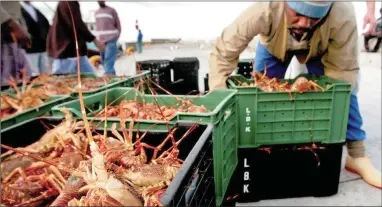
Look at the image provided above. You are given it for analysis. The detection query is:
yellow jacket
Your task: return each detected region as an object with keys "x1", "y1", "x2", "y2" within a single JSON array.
[{"x1": 209, "y1": 2, "x2": 359, "y2": 90}]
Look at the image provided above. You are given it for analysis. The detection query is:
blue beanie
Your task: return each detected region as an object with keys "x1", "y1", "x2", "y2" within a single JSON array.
[{"x1": 287, "y1": 1, "x2": 333, "y2": 18}]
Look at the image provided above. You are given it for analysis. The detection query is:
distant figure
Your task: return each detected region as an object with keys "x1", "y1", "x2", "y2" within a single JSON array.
[
  {"x1": 20, "y1": 1, "x2": 50, "y2": 76},
  {"x1": 135, "y1": 19, "x2": 139, "y2": 30},
  {"x1": 364, "y1": 8, "x2": 382, "y2": 53},
  {"x1": 1, "y1": 1, "x2": 32, "y2": 84},
  {"x1": 95, "y1": 1, "x2": 121, "y2": 75},
  {"x1": 137, "y1": 29, "x2": 143, "y2": 53},
  {"x1": 47, "y1": 1, "x2": 105, "y2": 75}
]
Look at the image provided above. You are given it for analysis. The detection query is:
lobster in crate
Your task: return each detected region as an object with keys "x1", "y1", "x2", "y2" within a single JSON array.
[{"x1": 237, "y1": 65, "x2": 327, "y2": 100}]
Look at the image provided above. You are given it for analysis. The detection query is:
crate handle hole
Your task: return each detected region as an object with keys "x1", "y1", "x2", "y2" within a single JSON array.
[
  {"x1": 302, "y1": 112, "x2": 305, "y2": 114},
  {"x1": 281, "y1": 112, "x2": 284, "y2": 115},
  {"x1": 263, "y1": 114, "x2": 266, "y2": 117},
  {"x1": 281, "y1": 124, "x2": 284, "y2": 127}
]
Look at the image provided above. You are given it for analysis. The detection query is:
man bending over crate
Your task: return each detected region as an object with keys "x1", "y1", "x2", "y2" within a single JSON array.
[{"x1": 209, "y1": 1, "x2": 381, "y2": 189}]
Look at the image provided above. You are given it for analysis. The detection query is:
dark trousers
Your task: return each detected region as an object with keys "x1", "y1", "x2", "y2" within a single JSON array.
[{"x1": 364, "y1": 35, "x2": 382, "y2": 52}]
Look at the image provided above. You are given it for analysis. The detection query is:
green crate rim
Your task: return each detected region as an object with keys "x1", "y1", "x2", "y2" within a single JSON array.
[
  {"x1": 0, "y1": 95, "x2": 71, "y2": 127},
  {"x1": 52, "y1": 87, "x2": 237, "y2": 124},
  {"x1": 227, "y1": 74, "x2": 351, "y2": 92}
]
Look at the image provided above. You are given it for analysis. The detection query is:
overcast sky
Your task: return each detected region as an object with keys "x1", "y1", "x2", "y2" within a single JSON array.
[{"x1": 32, "y1": 2, "x2": 382, "y2": 42}]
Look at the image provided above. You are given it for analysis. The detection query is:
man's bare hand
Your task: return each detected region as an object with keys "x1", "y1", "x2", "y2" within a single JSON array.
[
  {"x1": 93, "y1": 39, "x2": 106, "y2": 52},
  {"x1": 6, "y1": 19, "x2": 31, "y2": 48},
  {"x1": 363, "y1": 2, "x2": 376, "y2": 35}
]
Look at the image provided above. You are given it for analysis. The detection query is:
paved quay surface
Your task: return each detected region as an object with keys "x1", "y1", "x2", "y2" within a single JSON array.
[{"x1": 112, "y1": 43, "x2": 381, "y2": 206}]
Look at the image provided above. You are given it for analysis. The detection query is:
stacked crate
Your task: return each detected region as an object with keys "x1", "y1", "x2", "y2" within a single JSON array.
[
  {"x1": 171, "y1": 57, "x2": 200, "y2": 95},
  {"x1": 236, "y1": 59, "x2": 253, "y2": 79},
  {"x1": 223, "y1": 73, "x2": 352, "y2": 203},
  {"x1": 137, "y1": 59, "x2": 172, "y2": 89}
]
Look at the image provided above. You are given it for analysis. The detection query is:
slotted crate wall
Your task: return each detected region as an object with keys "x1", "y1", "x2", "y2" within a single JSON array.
[
  {"x1": 1, "y1": 118, "x2": 215, "y2": 207},
  {"x1": 236, "y1": 59, "x2": 253, "y2": 79},
  {"x1": 227, "y1": 74, "x2": 352, "y2": 148},
  {"x1": 234, "y1": 142, "x2": 344, "y2": 203}
]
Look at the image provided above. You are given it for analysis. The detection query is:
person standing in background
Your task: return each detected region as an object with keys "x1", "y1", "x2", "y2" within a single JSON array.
[
  {"x1": 364, "y1": 2, "x2": 377, "y2": 35},
  {"x1": 95, "y1": 1, "x2": 121, "y2": 76},
  {"x1": 137, "y1": 29, "x2": 143, "y2": 54},
  {"x1": 0, "y1": 1, "x2": 32, "y2": 84},
  {"x1": 20, "y1": 1, "x2": 50, "y2": 76},
  {"x1": 47, "y1": 1, "x2": 105, "y2": 75},
  {"x1": 364, "y1": 8, "x2": 382, "y2": 52}
]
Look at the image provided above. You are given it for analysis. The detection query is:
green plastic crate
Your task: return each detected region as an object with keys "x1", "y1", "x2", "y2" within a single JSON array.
[
  {"x1": 116, "y1": 71, "x2": 151, "y2": 87},
  {"x1": 227, "y1": 74, "x2": 352, "y2": 148},
  {"x1": 64, "y1": 73, "x2": 127, "y2": 98},
  {"x1": 0, "y1": 95, "x2": 71, "y2": 130},
  {"x1": 51, "y1": 87, "x2": 238, "y2": 205}
]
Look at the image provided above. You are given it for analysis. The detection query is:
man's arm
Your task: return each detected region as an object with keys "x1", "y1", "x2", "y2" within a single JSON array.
[
  {"x1": 363, "y1": 2, "x2": 376, "y2": 35},
  {"x1": 322, "y1": 4, "x2": 359, "y2": 90},
  {"x1": 58, "y1": 1, "x2": 95, "y2": 43},
  {"x1": 208, "y1": 2, "x2": 272, "y2": 90}
]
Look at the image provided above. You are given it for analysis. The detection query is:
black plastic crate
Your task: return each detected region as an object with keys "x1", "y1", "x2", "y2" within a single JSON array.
[
  {"x1": 1, "y1": 117, "x2": 215, "y2": 207},
  {"x1": 172, "y1": 57, "x2": 199, "y2": 92},
  {"x1": 229, "y1": 142, "x2": 344, "y2": 203},
  {"x1": 236, "y1": 60, "x2": 253, "y2": 79},
  {"x1": 153, "y1": 79, "x2": 200, "y2": 95},
  {"x1": 137, "y1": 59, "x2": 172, "y2": 87},
  {"x1": 204, "y1": 73, "x2": 209, "y2": 92}
]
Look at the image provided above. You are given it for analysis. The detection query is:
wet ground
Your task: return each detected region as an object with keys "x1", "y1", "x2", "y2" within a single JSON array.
[{"x1": 113, "y1": 43, "x2": 381, "y2": 206}]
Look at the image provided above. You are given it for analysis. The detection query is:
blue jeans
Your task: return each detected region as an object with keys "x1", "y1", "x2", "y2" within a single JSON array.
[
  {"x1": 254, "y1": 43, "x2": 366, "y2": 141},
  {"x1": 101, "y1": 39, "x2": 117, "y2": 75},
  {"x1": 52, "y1": 56, "x2": 96, "y2": 74},
  {"x1": 136, "y1": 40, "x2": 142, "y2": 53}
]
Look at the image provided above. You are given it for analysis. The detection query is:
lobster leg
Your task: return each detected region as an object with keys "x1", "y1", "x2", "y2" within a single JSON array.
[
  {"x1": 111, "y1": 123, "x2": 125, "y2": 144},
  {"x1": 309, "y1": 80, "x2": 325, "y2": 92},
  {"x1": 2, "y1": 167, "x2": 30, "y2": 184},
  {"x1": 151, "y1": 128, "x2": 178, "y2": 160},
  {"x1": 48, "y1": 165, "x2": 67, "y2": 184}
]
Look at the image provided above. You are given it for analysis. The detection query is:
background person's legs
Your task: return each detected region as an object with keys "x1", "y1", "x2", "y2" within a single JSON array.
[
  {"x1": 103, "y1": 40, "x2": 117, "y2": 75},
  {"x1": 52, "y1": 58, "x2": 76, "y2": 74},
  {"x1": 1, "y1": 43, "x2": 32, "y2": 83},
  {"x1": 372, "y1": 37, "x2": 382, "y2": 52},
  {"x1": 79, "y1": 56, "x2": 96, "y2": 74},
  {"x1": 52, "y1": 56, "x2": 96, "y2": 75},
  {"x1": 136, "y1": 40, "x2": 143, "y2": 54},
  {"x1": 38, "y1": 52, "x2": 49, "y2": 74},
  {"x1": 25, "y1": 53, "x2": 40, "y2": 76}
]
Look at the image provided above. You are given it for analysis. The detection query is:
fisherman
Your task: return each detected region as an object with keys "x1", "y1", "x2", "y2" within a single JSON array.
[
  {"x1": 95, "y1": 1, "x2": 121, "y2": 75},
  {"x1": 46, "y1": 1, "x2": 105, "y2": 75},
  {"x1": 363, "y1": 8, "x2": 382, "y2": 53},
  {"x1": 137, "y1": 29, "x2": 143, "y2": 54},
  {"x1": 0, "y1": 1, "x2": 32, "y2": 84},
  {"x1": 209, "y1": 1, "x2": 381, "y2": 189},
  {"x1": 20, "y1": 0, "x2": 51, "y2": 76}
]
